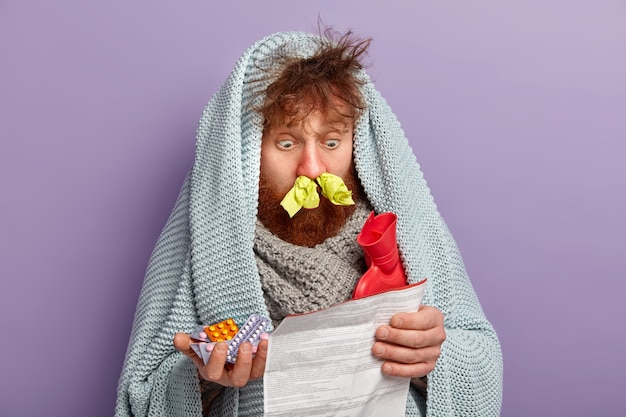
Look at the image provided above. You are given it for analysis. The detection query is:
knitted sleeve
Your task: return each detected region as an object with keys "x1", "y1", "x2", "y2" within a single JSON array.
[
  {"x1": 424, "y1": 222, "x2": 503, "y2": 417},
  {"x1": 354, "y1": 83, "x2": 503, "y2": 416},
  {"x1": 115, "y1": 176, "x2": 204, "y2": 417}
]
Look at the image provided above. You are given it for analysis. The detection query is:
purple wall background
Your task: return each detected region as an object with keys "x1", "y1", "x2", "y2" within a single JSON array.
[{"x1": 1, "y1": 1, "x2": 624, "y2": 416}]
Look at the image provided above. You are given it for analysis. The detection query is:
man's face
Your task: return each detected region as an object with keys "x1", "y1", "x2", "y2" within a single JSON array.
[
  {"x1": 260, "y1": 109, "x2": 354, "y2": 196},
  {"x1": 258, "y1": 108, "x2": 359, "y2": 247}
]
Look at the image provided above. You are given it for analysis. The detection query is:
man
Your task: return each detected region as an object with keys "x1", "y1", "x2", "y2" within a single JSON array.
[{"x1": 116, "y1": 30, "x2": 503, "y2": 417}]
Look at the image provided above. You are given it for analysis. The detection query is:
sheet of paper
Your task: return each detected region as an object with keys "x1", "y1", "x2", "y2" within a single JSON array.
[{"x1": 263, "y1": 281, "x2": 426, "y2": 417}]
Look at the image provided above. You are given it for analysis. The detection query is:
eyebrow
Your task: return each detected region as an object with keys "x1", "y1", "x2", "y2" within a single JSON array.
[
  {"x1": 324, "y1": 122, "x2": 350, "y2": 133},
  {"x1": 290, "y1": 122, "x2": 350, "y2": 139}
]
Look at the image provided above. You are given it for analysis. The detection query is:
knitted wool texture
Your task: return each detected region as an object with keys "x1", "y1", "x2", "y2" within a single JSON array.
[
  {"x1": 254, "y1": 200, "x2": 371, "y2": 325},
  {"x1": 115, "y1": 31, "x2": 503, "y2": 417}
]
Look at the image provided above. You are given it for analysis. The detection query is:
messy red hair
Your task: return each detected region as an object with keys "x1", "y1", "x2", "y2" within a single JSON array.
[{"x1": 259, "y1": 29, "x2": 371, "y2": 130}]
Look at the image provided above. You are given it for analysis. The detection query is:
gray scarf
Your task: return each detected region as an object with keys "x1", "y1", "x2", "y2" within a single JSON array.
[{"x1": 254, "y1": 201, "x2": 372, "y2": 326}]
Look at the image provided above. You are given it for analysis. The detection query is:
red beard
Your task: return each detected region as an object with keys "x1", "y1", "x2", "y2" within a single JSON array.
[{"x1": 257, "y1": 166, "x2": 362, "y2": 247}]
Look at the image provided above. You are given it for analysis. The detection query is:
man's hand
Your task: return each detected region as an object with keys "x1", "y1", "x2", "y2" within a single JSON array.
[
  {"x1": 173, "y1": 333, "x2": 268, "y2": 387},
  {"x1": 372, "y1": 305, "x2": 446, "y2": 378}
]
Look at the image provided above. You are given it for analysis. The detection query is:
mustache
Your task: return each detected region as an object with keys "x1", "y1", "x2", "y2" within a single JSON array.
[
  {"x1": 257, "y1": 165, "x2": 362, "y2": 247},
  {"x1": 279, "y1": 173, "x2": 355, "y2": 218}
]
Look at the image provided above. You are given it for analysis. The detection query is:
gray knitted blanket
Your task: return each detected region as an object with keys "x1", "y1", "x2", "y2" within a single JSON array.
[{"x1": 115, "y1": 31, "x2": 503, "y2": 417}]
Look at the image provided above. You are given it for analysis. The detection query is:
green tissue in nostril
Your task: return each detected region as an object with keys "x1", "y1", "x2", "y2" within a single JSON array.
[{"x1": 279, "y1": 173, "x2": 355, "y2": 218}]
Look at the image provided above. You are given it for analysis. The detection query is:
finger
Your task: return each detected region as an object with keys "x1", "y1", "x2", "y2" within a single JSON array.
[
  {"x1": 380, "y1": 359, "x2": 436, "y2": 379},
  {"x1": 229, "y1": 342, "x2": 254, "y2": 387},
  {"x1": 249, "y1": 339, "x2": 268, "y2": 380},
  {"x1": 390, "y1": 306, "x2": 443, "y2": 331},
  {"x1": 174, "y1": 332, "x2": 220, "y2": 380},
  {"x1": 376, "y1": 325, "x2": 446, "y2": 350},
  {"x1": 372, "y1": 341, "x2": 441, "y2": 365},
  {"x1": 173, "y1": 332, "x2": 194, "y2": 355},
  {"x1": 173, "y1": 333, "x2": 206, "y2": 368},
  {"x1": 203, "y1": 342, "x2": 229, "y2": 382}
]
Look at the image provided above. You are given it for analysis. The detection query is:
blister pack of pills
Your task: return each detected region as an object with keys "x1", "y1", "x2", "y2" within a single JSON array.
[{"x1": 189, "y1": 314, "x2": 271, "y2": 364}]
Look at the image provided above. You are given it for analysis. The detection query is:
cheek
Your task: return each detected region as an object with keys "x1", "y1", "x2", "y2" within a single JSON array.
[
  {"x1": 260, "y1": 153, "x2": 297, "y2": 192},
  {"x1": 332, "y1": 148, "x2": 354, "y2": 177},
  {"x1": 260, "y1": 145, "x2": 280, "y2": 177}
]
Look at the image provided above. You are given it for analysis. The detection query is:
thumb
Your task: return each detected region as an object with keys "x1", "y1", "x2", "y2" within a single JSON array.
[{"x1": 173, "y1": 332, "x2": 200, "y2": 359}]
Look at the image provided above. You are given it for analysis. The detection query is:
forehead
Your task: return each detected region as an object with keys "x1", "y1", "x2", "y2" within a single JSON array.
[
  {"x1": 264, "y1": 95, "x2": 357, "y2": 129},
  {"x1": 284, "y1": 109, "x2": 352, "y2": 132}
]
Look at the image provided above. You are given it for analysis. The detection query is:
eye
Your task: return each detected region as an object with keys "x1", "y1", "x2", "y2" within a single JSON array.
[
  {"x1": 277, "y1": 139, "x2": 295, "y2": 149},
  {"x1": 324, "y1": 139, "x2": 340, "y2": 149}
]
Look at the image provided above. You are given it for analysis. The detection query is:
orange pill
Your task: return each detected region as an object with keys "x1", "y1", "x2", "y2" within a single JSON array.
[{"x1": 205, "y1": 318, "x2": 239, "y2": 342}]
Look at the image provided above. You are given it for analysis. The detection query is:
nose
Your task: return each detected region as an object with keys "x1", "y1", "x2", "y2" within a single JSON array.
[{"x1": 296, "y1": 146, "x2": 326, "y2": 179}]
